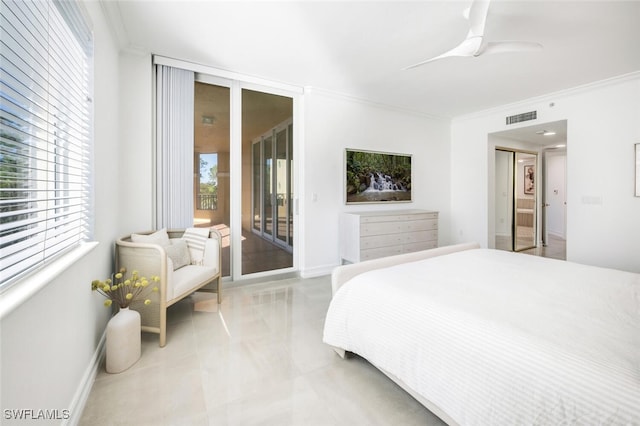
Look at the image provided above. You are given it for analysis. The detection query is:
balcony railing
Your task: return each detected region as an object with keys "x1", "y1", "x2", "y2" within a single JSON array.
[{"x1": 197, "y1": 193, "x2": 217, "y2": 210}]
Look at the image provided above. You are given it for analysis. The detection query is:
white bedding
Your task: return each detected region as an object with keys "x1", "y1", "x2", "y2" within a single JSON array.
[{"x1": 323, "y1": 249, "x2": 640, "y2": 425}]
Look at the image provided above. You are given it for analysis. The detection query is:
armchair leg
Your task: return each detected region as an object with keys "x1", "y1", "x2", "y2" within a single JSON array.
[
  {"x1": 217, "y1": 279, "x2": 222, "y2": 304},
  {"x1": 159, "y1": 329, "x2": 166, "y2": 347},
  {"x1": 159, "y1": 315, "x2": 167, "y2": 347}
]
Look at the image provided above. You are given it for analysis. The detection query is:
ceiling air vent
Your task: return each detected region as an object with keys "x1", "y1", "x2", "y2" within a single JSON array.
[{"x1": 506, "y1": 111, "x2": 537, "y2": 125}]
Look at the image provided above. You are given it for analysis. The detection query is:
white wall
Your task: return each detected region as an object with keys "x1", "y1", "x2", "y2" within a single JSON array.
[
  {"x1": 301, "y1": 90, "x2": 452, "y2": 276},
  {"x1": 118, "y1": 52, "x2": 154, "y2": 235},
  {"x1": 0, "y1": 2, "x2": 121, "y2": 423},
  {"x1": 451, "y1": 74, "x2": 640, "y2": 273}
]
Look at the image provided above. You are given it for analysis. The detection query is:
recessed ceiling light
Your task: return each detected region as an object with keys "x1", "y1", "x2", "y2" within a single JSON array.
[
  {"x1": 536, "y1": 130, "x2": 556, "y2": 136},
  {"x1": 555, "y1": 144, "x2": 566, "y2": 148}
]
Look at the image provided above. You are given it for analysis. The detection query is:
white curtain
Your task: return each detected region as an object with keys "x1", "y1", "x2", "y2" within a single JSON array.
[{"x1": 155, "y1": 65, "x2": 195, "y2": 229}]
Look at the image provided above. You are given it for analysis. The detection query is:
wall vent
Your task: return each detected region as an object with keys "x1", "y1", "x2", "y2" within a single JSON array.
[{"x1": 506, "y1": 111, "x2": 537, "y2": 125}]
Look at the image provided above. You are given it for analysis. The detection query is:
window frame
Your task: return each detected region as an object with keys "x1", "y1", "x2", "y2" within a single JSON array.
[{"x1": 0, "y1": 0, "x2": 94, "y2": 293}]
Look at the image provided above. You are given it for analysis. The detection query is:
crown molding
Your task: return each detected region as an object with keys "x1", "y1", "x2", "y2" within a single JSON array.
[
  {"x1": 99, "y1": 1, "x2": 128, "y2": 47},
  {"x1": 303, "y1": 86, "x2": 450, "y2": 122},
  {"x1": 453, "y1": 71, "x2": 640, "y2": 123}
]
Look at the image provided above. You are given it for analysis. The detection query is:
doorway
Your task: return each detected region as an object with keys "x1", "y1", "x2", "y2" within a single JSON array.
[
  {"x1": 490, "y1": 120, "x2": 567, "y2": 260},
  {"x1": 495, "y1": 149, "x2": 537, "y2": 252},
  {"x1": 242, "y1": 89, "x2": 293, "y2": 275},
  {"x1": 193, "y1": 78, "x2": 296, "y2": 279}
]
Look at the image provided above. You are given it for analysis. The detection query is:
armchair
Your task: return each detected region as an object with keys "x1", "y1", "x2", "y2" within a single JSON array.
[{"x1": 115, "y1": 228, "x2": 222, "y2": 347}]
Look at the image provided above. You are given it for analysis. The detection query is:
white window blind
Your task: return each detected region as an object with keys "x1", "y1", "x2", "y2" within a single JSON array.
[{"x1": 0, "y1": 0, "x2": 93, "y2": 288}]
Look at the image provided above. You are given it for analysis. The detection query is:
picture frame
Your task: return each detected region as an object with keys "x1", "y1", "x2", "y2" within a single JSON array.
[
  {"x1": 636, "y1": 143, "x2": 640, "y2": 197},
  {"x1": 344, "y1": 148, "x2": 412, "y2": 204},
  {"x1": 524, "y1": 164, "x2": 535, "y2": 195}
]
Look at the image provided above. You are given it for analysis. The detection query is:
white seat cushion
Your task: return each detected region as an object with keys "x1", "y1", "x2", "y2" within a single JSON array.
[{"x1": 169, "y1": 265, "x2": 219, "y2": 301}]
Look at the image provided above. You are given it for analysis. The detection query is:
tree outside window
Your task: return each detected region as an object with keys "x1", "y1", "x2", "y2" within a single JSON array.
[{"x1": 198, "y1": 153, "x2": 218, "y2": 210}]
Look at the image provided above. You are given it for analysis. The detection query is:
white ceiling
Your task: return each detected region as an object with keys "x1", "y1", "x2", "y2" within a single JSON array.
[{"x1": 105, "y1": 0, "x2": 640, "y2": 119}]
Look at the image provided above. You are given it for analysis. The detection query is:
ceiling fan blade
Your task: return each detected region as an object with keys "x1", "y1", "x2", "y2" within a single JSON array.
[
  {"x1": 481, "y1": 41, "x2": 544, "y2": 55},
  {"x1": 467, "y1": 0, "x2": 491, "y2": 38},
  {"x1": 403, "y1": 36, "x2": 483, "y2": 70}
]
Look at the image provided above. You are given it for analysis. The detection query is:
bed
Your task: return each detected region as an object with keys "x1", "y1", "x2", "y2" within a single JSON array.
[{"x1": 323, "y1": 243, "x2": 640, "y2": 425}]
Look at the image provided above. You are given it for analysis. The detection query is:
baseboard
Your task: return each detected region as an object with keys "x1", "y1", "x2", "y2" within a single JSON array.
[
  {"x1": 300, "y1": 264, "x2": 335, "y2": 278},
  {"x1": 64, "y1": 330, "x2": 106, "y2": 426},
  {"x1": 547, "y1": 231, "x2": 566, "y2": 240}
]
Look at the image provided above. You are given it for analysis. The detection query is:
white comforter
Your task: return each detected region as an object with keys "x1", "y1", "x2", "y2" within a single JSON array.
[{"x1": 323, "y1": 249, "x2": 640, "y2": 425}]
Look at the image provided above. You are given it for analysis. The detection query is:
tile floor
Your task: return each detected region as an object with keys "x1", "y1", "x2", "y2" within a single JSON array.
[
  {"x1": 520, "y1": 234, "x2": 566, "y2": 260},
  {"x1": 80, "y1": 276, "x2": 445, "y2": 425},
  {"x1": 495, "y1": 233, "x2": 566, "y2": 261},
  {"x1": 213, "y1": 225, "x2": 293, "y2": 277}
]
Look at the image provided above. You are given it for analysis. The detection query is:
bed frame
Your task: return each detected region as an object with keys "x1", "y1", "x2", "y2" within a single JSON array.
[{"x1": 329, "y1": 242, "x2": 480, "y2": 426}]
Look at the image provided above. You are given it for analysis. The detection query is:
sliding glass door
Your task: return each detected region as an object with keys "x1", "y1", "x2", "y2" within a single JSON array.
[
  {"x1": 250, "y1": 119, "x2": 294, "y2": 252},
  {"x1": 243, "y1": 90, "x2": 293, "y2": 275},
  {"x1": 193, "y1": 81, "x2": 295, "y2": 279},
  {"x1": 193, "y1": 81, "x2": 231, "y2": 277}
]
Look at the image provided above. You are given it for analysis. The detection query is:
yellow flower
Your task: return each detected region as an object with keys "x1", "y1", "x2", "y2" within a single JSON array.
[{"x1": 92, "y1": 269, "x2": 158, "y2": 309}]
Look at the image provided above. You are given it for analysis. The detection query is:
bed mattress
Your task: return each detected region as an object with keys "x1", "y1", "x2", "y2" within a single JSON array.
[{"x1": 323, "y1": 249, "x2": 640, "y2": 425}]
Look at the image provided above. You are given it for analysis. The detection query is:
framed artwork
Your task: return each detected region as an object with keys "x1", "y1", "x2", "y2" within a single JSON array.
[
  {"x1": 524, "y1": 164, "x2": 535, "y2": 195},
  {"x1": 344, "y1": 148, "x2": 412, "y2": 204},
  {"x1": 636, "y1": 143, "x2": 640, "y2": 197}
]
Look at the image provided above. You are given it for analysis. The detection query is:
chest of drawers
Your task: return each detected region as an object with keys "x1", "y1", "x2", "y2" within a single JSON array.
[{"x1": 340, "y1": 210, "x2": 439, "y2": 263}]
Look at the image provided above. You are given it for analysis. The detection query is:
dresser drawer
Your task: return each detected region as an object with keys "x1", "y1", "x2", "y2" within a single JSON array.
[
  {"x1": 402, "y1": 219, "x2": 438, "y2": 232},
  {"x1": 361, "y1": 221, "x2": 404, "y2": 236},
  {"x1": 360, "y1": 234, "x2": 405, "y2": 249},
  {"x1": 360, "y1": 245, "x2": 403, "y2": 260},
  {"x1": 402, "y1": 241, "x2": 437, "y2": 253},
  {"x1": 404, "y1": 230, "x2": 438, "y2": 243}
]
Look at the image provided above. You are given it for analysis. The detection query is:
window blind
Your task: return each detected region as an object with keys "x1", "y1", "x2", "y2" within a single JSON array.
[
  {"x1": 0, "y1": 0, "x2": 93, "y2": 288},
  {"x1": 155, "y1": 64, "x2": 195, "y2": 229}
]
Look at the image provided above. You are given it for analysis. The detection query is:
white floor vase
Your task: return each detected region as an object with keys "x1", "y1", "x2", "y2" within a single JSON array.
[{"x1": 106, "y1": 307, "x2": 141, "y2": 373}]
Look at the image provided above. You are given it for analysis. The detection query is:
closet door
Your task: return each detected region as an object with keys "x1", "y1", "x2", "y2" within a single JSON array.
[
  {"x1": 514, "y1": 152, "x2": 537, "y2": 251},
  {"x1": 495, "y1": 150, "x2": 514, "y2": 251}
]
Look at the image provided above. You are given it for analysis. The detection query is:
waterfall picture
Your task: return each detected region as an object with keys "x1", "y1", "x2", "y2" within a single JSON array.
[{"x1": 345, "y1": 149, "x2": 412, "y2": 204}]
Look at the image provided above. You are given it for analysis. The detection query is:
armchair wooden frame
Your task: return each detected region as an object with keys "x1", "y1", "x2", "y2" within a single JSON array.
[{"x1": 115, "y1": 228, "x2": 222, "y2": 347}]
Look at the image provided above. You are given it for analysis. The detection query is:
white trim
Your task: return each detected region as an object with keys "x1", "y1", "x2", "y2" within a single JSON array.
[
  {"x1": 230, "y1": 80, "x2": 243, "y2": 280},
  {"x1": 0, "y1": 242, "x2": 99, "y2": 320},
  {"x1": 454, "y1": 71, "x2": 640, "y2": 122},
  {"x1": 98, "y1": 0, "x2": 128, "y2": 49},
  {"x1": 300, "y1": 264, "x2": 335, "y2": 279},
  {"x1": 65, "y1": 330, "x2": 106, "y2": 426},
  {"x1": 153, "y1": 55, "x2": 303, "y2": 95}
]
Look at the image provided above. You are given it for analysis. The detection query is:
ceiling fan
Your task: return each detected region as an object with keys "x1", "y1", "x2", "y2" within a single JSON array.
[{"x1": 404, "y1": 0, "x2": 543, "y2": 70}]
